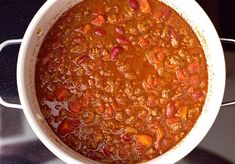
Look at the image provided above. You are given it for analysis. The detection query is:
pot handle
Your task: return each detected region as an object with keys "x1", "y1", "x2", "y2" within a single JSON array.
[
  {"x1": 0, "y1": 38, "x2": 234, "y2": 109},
  {"x1": 0, "y1": 39, "x2": 23, "y2": 109},
  {"x1": 220, "y1": 38, "x2": 235, "y2": 107}
]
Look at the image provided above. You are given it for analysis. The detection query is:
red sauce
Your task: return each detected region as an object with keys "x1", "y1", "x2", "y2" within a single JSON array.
[{"x1": 35, "y1": 0, "x2": 208, "y2": 163}]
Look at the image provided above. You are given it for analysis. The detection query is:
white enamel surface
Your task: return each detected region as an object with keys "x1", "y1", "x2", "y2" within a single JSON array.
[{"x1": 17, "y1": 0, "x2": 225, "y2": 164}]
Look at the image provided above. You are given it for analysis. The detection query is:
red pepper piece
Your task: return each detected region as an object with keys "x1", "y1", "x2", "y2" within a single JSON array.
[
  {"x1": 55, "y1": 87, "x2": 70, "y2": 101},
  {"x1": 75, "y1": 55, "x2": 90, "y2": 65},
  {"x1": 68, "y1": 101, "x2": 82, "y2": 113},
  {"x1": 57, "y1": 119, "x2": 74, "y2": 136},
  {"x1": 91, "y1": 15, "x2": 105, "y2": 26}
]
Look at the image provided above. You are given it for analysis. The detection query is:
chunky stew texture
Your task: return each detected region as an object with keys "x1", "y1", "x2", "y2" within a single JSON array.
[{"x1": 35, "y1": 0, "x2": 208, "y2": 163}]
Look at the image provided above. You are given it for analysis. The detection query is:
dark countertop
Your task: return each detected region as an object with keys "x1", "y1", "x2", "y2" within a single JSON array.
[{"x1": 0, "y1": 0, "x2": 235, "y2": 163}]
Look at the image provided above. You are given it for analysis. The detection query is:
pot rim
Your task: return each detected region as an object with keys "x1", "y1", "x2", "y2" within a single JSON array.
[{"x1": 17, "y1": 0, "x2": 225, "y2": 163}]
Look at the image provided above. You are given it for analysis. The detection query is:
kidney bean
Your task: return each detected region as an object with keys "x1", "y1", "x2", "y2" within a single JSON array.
[
  {"x1": 129, "y1": 0, "x2": 140, "y2": 10},
  {"x1": 115, "y1": 26, "x2": 125, "y2": 34},
  {"x1": 73, "y1": 35, "x2": 86, "y2": 44},
  {"x1": 111, "y1": 46, "x2": 123, "y2": 60},
  {"x1": 94, "y1": 28, "x2": 106, "y2": 37},
  {"x1": 166, "y1": 101, "x2": 175, "y2": 118},
  {"x1": 116, "y1": 35, "x2": 129, "y2": 45},
  {"x1": 192, "y1": 90, "x2": 203, "y2": 100},
  {"x1": 122, "y1": 134, "x2": 132, "y2": 142},
  {"x1": 102, "y1": 145, "x2": 111, "y2": 157},
  {"x1": 170, "y1": 28, "x2": 178, "y2": 39},
  {"x1": 75, "y1": 54, "x2": 90, "y2": 65}
]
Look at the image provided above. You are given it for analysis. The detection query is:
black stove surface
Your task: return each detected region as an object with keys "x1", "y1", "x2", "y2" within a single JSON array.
[{"x1": 0, "y1": 0, "x2": 235, "y2": 163}]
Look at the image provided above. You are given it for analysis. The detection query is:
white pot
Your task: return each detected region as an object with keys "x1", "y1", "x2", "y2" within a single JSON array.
[{"x1": 0, "y1": 0, "x2": 234, "y2": 163}]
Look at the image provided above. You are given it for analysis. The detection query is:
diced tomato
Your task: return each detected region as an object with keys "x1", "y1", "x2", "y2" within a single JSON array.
[
  {"x1": 190, "y1": 74, "x2": 201, "y2": 85},
  {"x1": 125, "y1": 127, "x2": 138, "y2": 134},
  {"x1": 176, "y1": 69, "x2": 188, "y2": 81},
  {"x1": 83, "y1": 24, "x2": 91, "y2": 34},
  {"x1": 137, "y1": 0, "x2": 152, "y2": 14},
  {"x1": 156, "y1": 126, "x2": 165, "y2": 140},
  {"x1": 166, "y1": 101, "x2": 175, "y2": 118},
  {"x1": 138, "y1": 38, "x2": 150, "y2": 48},
  {"x1": 166, "y1": 117, "x2": 180, "y2": 125},
  {"x1": 135, "y1": 134, "x2": 153, "y2": 147},
  {"x1": 68, "y1": 101, "x2": 82, "y2": 113},
  {"x1": 91, "y1": 15, "x2": 105, "y2": 26},
  {"x1": 57, "y1": 119, "x2": 74, "y2": 136},
  {"x1": 55, "y1": 87, "x2": 70, "y2": 101},
  {"x1": 188, "y1": 62, "x2": 200, "y2": 74}
]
